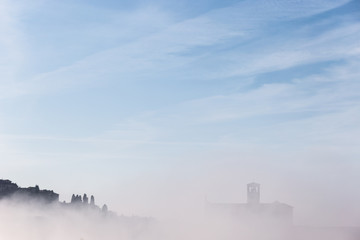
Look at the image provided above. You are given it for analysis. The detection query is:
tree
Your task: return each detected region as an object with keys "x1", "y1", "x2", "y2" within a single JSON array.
[
  {"x1": 83, "y1": 194, "x2": 88, "y2": 204},
  {"x1": 102, "y1": 204, "x2": 108, "y2": 213}
]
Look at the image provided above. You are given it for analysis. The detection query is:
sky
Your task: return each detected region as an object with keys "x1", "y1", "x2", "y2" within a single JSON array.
[{"x1": 0, "y1": 0, "x2": 360, "y2": 226}]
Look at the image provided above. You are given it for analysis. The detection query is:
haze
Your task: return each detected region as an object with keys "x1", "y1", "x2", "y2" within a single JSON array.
[{"x1": 0, "y1": 0, "x2": 359, "y2": 238}]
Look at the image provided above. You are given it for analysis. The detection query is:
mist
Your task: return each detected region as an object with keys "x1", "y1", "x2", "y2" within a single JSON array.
[
  {"x1": 0, "y1": 177, "x2": 359, "y2": 240},
  {"x1": 0, "y1": 197, "x2": 152, "y2": 240},
  {"x1": 1, "y1": 0, "x2": 359, "y2": 239}
]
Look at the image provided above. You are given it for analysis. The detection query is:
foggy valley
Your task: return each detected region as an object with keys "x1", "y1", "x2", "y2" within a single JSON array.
[
  {"x1": 0, "y1": 179, "x2": 358, "y2": 240},
  {"x1": 0, "y1": 0, "x2": 359, "y2": 239}
]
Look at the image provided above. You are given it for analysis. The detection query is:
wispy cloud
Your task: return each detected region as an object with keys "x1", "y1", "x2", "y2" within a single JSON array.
[
  {"x1": 0, "y1": 1, "x2": 359, "y2": 221},
  {"x1": 1, "y1": 0, "x2": 358, "y2": 151},
  {"x1": 0, "y1": 0, "x2": 25, "y2": 92},
  {"x1": 1, "y1": 0, "x2": 352, "y2": 99}
]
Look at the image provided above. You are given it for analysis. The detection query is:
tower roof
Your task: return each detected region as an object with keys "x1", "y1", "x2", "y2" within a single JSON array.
[{"x1": 247, "y1": 182, "x2": 260, "y2": 186}]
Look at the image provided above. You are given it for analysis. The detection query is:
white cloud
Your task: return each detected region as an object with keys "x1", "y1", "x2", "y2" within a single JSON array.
[
  {"x1": 0, "y1": 0, "x2": 352, "y2": 99},
  {"x1": 0, "y1": 0, "x2": 25, "y2": 84}
]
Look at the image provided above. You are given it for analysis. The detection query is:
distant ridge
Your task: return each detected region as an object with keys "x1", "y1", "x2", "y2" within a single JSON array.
[
  {"x1": 0, "y1": 179, "x2": 58, "y2": 203},
  {"x1": 0, "y1": 179, "x2": 110, "y2": 214}
]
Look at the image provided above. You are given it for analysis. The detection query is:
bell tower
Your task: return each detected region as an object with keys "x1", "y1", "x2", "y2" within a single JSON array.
[{"x1": 247, "y1": 182, "x2": 260, "y2": 204}]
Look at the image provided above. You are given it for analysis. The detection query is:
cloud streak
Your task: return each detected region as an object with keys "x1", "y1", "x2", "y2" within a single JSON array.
[
  {"x1": 0, "y1": 0, "x2": 359, "y2": 227},
  {"x1": 0, "y1": 0, "x2": 353, "y2": 98}
]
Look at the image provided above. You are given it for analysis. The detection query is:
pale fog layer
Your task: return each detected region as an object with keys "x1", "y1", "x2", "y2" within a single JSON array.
[{"x1": 0, "y1": 196, "x2": 358, "y2": 240}]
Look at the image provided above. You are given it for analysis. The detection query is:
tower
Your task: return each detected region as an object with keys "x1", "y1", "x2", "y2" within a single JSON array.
[{"x1": 247, "y1": 182, "x2": 260, "y2": 204}]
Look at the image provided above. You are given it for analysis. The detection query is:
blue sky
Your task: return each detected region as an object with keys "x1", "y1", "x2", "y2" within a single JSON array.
[{"x1": 1, "y1": 0, "x2": 360, "y2": 224}]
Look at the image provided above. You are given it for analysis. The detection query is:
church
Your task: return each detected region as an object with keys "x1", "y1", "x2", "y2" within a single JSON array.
[{"x1": 206, "y1": 182, "x2": 293, "y2": 225}]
